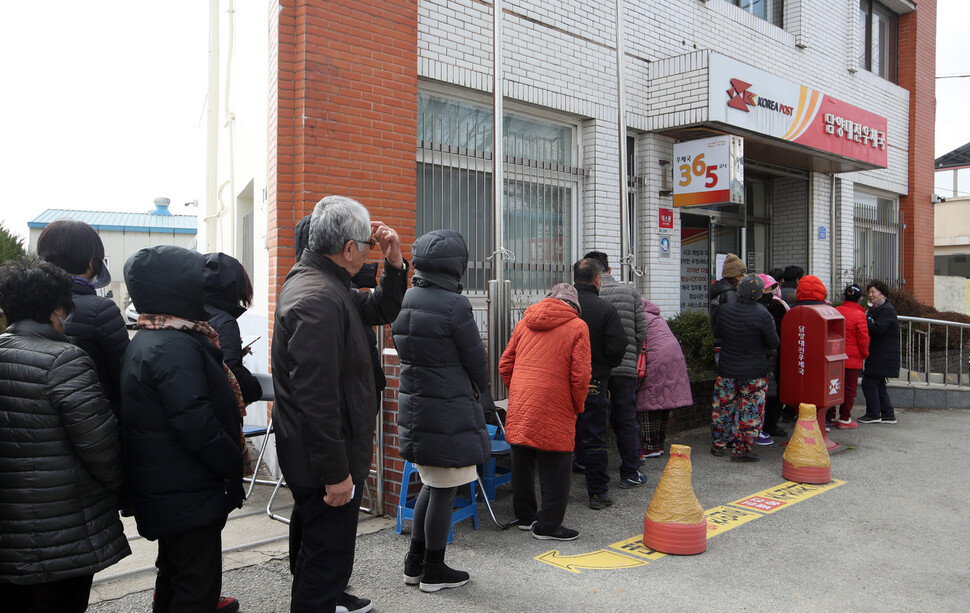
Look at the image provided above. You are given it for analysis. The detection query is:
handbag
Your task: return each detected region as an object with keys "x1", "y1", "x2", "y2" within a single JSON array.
[{"x1": 636, "y1": 341, "x2": 647, "y2": 384}]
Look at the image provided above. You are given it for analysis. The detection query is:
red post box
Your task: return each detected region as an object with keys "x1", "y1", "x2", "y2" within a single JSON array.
[{"x1": 781, "y1": 304, "x2": 849, "y2": 413}]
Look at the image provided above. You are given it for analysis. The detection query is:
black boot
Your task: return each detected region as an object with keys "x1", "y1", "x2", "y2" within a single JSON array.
[
  {"x1": 404, "y1": 540, "x2": 424, "y2": 586},
  {"x1": 419, "y1": 548, "x2": 469, "y2": 593}
]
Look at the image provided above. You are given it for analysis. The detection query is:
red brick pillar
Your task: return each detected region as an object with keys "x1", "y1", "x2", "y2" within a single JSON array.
[
  {"x1": 897, "y1": 1, "x2": 936, "y2": 303},
  {"x1": 268, "y1": 0, "x2": 418, "y2": 514}
]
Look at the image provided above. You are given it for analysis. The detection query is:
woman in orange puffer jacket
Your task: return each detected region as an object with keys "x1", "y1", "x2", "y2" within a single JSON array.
[{"x1": 499, "y1": 284, "x2": 591, "y2": 541}]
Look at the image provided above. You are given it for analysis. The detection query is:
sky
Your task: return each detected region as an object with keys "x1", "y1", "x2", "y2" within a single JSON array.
[{"x1": 1, "y1": 1, "x2": 968, "y2": 244}]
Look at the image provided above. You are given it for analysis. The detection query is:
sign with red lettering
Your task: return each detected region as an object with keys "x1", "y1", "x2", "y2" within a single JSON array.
[
  {"x1": 708, "y1": 54, "x2": 888, "y2": 168},
  {"x1": 659, "y1": 208, "x2": 673, "y2": 229}
]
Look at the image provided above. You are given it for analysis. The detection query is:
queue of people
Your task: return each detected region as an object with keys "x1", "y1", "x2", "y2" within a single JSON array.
[{"x1": 0, "y1": 204, "x2": 903, "y2": 613}]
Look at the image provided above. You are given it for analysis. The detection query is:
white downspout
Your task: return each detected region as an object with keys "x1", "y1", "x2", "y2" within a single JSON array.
[{"x1": 205, "y1": 0, "x2": 220, "y2": 252}]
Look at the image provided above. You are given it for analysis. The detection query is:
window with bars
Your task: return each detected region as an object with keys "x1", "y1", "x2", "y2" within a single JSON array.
[
  {"x1": 417, "y1": 92, "x2": 583, "y2": 294},
  {"x1": 853, "y1": 190, "x2": 901, "y2": 284}
]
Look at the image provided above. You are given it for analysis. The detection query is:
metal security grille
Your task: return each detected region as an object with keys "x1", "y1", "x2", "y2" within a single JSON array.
[
  {"x1": 416, "y1": 106, "x2": 585, "y2": 336},
  {"x1": 853, "y1": 196, "x2": 903, "y2": 286}
]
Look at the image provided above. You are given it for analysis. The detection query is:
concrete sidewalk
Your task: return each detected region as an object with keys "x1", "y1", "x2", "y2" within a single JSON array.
[{"x1": 90, "y1": 407, "x2": 970, "y2": 612}]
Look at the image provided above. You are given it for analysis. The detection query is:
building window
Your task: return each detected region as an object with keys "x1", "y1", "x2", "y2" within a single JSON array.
[
  {"x1": 858, "y1": 0, "x2": 897, "y2": 82},
  {"x1": 732, "y1": 0, "x2": 783, "y2": 27},
  {"x1": 853, "y1": 190, "x2": 900, "y2": 285},
  {"x1": 416, "y1": 92, "x2": 581, "y2": 293}
]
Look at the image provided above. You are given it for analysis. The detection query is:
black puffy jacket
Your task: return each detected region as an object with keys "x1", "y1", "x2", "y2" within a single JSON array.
[
  {"x1": 714, "y1": 298, "x2": 780, "y2": 380},
  {"x1": 64, "y1": 278, "x2": 130, "y2": 414},
  {"x1": 864, "y1": 300, "x2": 901, "y2": 378},
  {"x1": 392, "y1": 230, "x2": 491, "y2": 468},
  {"x1": 203, "y1": 253, "x2": 263, "y2": 404},
  {"x1": 575, "y1": 283, "x2": 628, "y2": 381},
  {"x1": 121, "y1": 246, "x2": 244, "y2": 540},
  {"x1": 0, "y1": 320, "x2": 129, "y2": 584}
]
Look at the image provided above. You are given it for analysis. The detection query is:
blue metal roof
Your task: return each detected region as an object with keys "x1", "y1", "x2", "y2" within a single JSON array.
[{"x1": 28, "y1": 209, "x2": 197, "y2": 234}]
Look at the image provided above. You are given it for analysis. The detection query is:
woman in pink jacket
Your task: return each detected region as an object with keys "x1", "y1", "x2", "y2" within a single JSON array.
[
  {"x1": 833, "y1": 284, "x2": 870, "y2": 428},
  {"x1": 635, "y1": 299, "x2": 693, "y2": 458}
]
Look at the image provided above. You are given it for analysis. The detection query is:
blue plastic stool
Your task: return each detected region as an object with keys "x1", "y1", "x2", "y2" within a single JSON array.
[
  {"x1": 479, "y1": 424, "x2": 511, "y2": 502},
  {"x1": 395, "y1": 460, "x2": 479, "y2": 544}
]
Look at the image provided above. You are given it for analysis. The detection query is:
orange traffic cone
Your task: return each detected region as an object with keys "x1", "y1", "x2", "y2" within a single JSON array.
[
  {"x1": 642, "y1": 444, "x2": 706, "y2": 555},
  {"x1": 781, "y1": 403, "x2": 831, "y2": 484}
]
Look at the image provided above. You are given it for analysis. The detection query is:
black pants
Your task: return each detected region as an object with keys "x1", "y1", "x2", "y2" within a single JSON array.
[
  {"x1": 0, "y1": 574, "x2": 93, "y2": 613},
  {"x1": 289, "y1": 484, "x2": 364, "y2": 613},
  {"x1": 607, "y1": 375, "x2": 641, "y2": 480},
  {"x1": 511, "y1": 444, "x2": 572, "y2": 533},
  {"x1": 576, "y1": 379, "x2": 610, "y2": 497},
  {"x1": 153, "y1": 523, "x2": 223, "y2": 613}
]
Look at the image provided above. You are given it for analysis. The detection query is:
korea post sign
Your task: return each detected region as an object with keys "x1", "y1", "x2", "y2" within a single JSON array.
[{"x1": 672, "y1": 136, "x2": 744, "y2": 208}]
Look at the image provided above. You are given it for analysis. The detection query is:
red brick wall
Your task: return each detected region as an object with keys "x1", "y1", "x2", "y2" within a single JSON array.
[
  {"x1": 267, "y1": 0, "x2": 418, "y2": 515},
  {"x1": 897, "y1": 1, "x2": 937, "y2": 303}
]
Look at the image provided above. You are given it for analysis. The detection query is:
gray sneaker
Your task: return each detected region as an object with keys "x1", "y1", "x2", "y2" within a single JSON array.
[
  {"x1": 589, "y1": 493, "x2": 614, "y2": 510},
  {"x1": 618, "y1": 473, "x2": 649, "y2": 489}
]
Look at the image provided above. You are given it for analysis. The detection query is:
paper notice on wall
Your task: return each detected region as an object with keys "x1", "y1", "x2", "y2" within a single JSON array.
[{"x1": 715, "y1": 253, "x2": 727, "y2": 280}]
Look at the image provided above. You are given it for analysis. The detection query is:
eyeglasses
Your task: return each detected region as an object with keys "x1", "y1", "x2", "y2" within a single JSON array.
[{"x1": 355, "y1": 239, "x2": 377, "y2": 250}]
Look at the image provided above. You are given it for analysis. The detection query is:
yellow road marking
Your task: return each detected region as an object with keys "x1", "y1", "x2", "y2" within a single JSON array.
[
  {"x1": 539, "y1": 480, "x2": 846, "y2": 572},
  {"x1": 534, "y1": 549, "x2": 649, "y2": 574}
]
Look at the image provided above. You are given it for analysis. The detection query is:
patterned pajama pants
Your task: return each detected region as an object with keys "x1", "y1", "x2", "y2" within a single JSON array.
[{"x1": 711, "y1": 375, "x2": 767, "y2": 456}]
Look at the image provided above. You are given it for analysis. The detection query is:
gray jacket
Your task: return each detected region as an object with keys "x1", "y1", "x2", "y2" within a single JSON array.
[{"x1": 599, "y1": 273, "x2": 648, "y2": 378}]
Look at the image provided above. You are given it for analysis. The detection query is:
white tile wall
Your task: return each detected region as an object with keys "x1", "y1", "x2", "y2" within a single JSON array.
[{"x1": 418, "y1": 0, "x2": 913, "y2": 310}]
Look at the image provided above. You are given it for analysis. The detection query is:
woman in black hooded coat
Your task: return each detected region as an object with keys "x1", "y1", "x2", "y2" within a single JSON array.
[{"x1": 391, "y1": 229, "x2": 491, "y2": 593}]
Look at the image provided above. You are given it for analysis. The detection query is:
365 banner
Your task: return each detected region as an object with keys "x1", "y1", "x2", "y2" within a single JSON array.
[{"x1": 672, "y1": 135, "x2": 744, "y2": 208}]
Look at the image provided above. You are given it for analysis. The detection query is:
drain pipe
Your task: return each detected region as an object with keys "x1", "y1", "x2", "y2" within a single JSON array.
[
  {"x1": 830, "y1": 174, "x2": 837, "y2": 290},
  {"x1": 205, "y1": 0, "x2": 220, "y2": 252},
  {"x1": 616, "y1": 0, "x2": 630, "y2": 282}
]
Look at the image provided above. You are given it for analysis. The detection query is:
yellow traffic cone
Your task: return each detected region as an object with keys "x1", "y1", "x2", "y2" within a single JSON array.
[
  {"x1": 781, "y1": 403, "x2": 831, "y2": 484},
  {"x1": 642, "y1": 444, "x2": 706, "y2": 555}
]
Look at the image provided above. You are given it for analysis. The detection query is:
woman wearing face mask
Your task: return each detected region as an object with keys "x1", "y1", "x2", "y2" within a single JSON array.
[
  {"x1": 0, "y1": 257, "x2": 130, "y2": 612},
  {"x1": 858, "y1": 280, "x2": 899, "y2": 424},
  {"x1": 36, "y1": 220, "x2": 129, "y2": 417}
]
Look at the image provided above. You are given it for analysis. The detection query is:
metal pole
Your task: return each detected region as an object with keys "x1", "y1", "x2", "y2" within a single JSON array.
[
  {"x1": 488, "y1": 0, "x2": 511, "y2": 400},
  {"x1": 616, "y1": 0, "x2": 630, "y2": 282}
]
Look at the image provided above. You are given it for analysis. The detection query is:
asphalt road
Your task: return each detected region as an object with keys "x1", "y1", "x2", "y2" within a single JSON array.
[{"x1": 90, "y1": 407, "x2": 970, "y2": 612}]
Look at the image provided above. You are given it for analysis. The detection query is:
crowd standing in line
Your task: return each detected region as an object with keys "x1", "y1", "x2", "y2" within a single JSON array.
[{"x1": 0, "y1": 205, "x2": 910, "y2": 612}]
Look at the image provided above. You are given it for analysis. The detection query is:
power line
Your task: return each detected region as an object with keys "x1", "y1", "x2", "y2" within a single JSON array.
[{"x1": 937, "y1": 74, "x2": 970, "y2": 79}]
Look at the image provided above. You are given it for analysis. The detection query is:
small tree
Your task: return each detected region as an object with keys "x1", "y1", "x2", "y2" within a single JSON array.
[
  {"x1": 667, "y1": 310, "x2": 717, "y2": 380},
  {"x1": 0, "y1": 222, "x2": 26, "y2": 263}
]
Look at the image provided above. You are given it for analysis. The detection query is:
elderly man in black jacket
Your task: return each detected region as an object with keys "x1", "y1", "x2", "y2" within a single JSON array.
[
  {"x1": 272, "y1": 195, "x2": 407, "y2": 613},
  {"x1": 0, "y1": 257, "x2": 129, "y2": 612},
  {"x1": 573, "y1": 258, "x2": 628, "y2": 510},
  {"x1": 710, "y1": 273, "x2": 780, "y2": 462}
]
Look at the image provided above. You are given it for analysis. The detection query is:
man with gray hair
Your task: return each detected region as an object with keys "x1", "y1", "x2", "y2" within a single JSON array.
[{"x1": 272, "y1": 195, "x2": 408, "y2": 613}]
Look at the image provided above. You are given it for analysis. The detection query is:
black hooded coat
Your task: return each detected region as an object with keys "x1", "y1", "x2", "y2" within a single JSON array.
[
  {"x1": 203, "y1": 253, "x2": 263, "y2": 404},
  {"x1": 120, "y1": 245, "x2": 244, "y2": 540},
  {"x1": 391, "y1": 230, "x2": 491, "y2": 468}
]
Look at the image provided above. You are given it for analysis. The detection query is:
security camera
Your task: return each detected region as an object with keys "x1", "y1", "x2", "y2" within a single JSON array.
[
  {"x1": 184, "y1": 199, "x2": 199, "y2": 207},
  {"x1": 931, "y1": 194, "x2": 946, "y2": 203}
]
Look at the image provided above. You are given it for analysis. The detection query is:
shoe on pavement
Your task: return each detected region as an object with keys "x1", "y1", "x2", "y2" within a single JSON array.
[
  {"x1": 763, "y1": 426, "x2": 788, "y2": 437},
  {"x1": 858, "y1": 415, "x2": 882, "y2": 424},
  {"x1": 710, "y1": 445, "x2": 727, "y2": 457},
  {"x1": 336, "y1": 593, "x2": 373, "y2": 613},
  {"x1": 404, "y1": 553, "x2": 423, "y2": 586},
  {"x1": 618, "y1": 473, "x2": 649, "y2": 489},
  {"x1": 517, "y1": 520, "x2": 537, "y2": 531},
  {"x1": 755, "y1": 431, "x2": 774, "y2": 446},
  {"x1": 880, "y1": 416, "x2": 897, "y2": 424},
  {"x1": 731, "y1": 451, "x2": 760, "y2": 463},
  {"x1": 531, "y1": 525, "x2": 580, "y2": 541},
  {"x1": 836, "y1": 418, "x2": 858, "y2": 429},
  {"x1": 419, "y1": 562, "x2": 470, "y2": 593},
  {"x1": 589, "y1": 493, "x2": 614, "y2": 510},
  {"x1": 643, "y1": 449, "x2": 664, "y2": 458},
  {"x1": 216, "y1": 597, "x2": 240, "y2": 613}
]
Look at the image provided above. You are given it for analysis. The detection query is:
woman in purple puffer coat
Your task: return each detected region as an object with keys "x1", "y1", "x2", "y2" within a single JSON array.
[{"x1": 635, "y1": 299, "x2": 693, "y2": 458}]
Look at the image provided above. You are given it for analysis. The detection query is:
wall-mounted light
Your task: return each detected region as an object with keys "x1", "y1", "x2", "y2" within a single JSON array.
[{"x1": 932, "y1": 194, "x2": 947, "y2": 203}]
